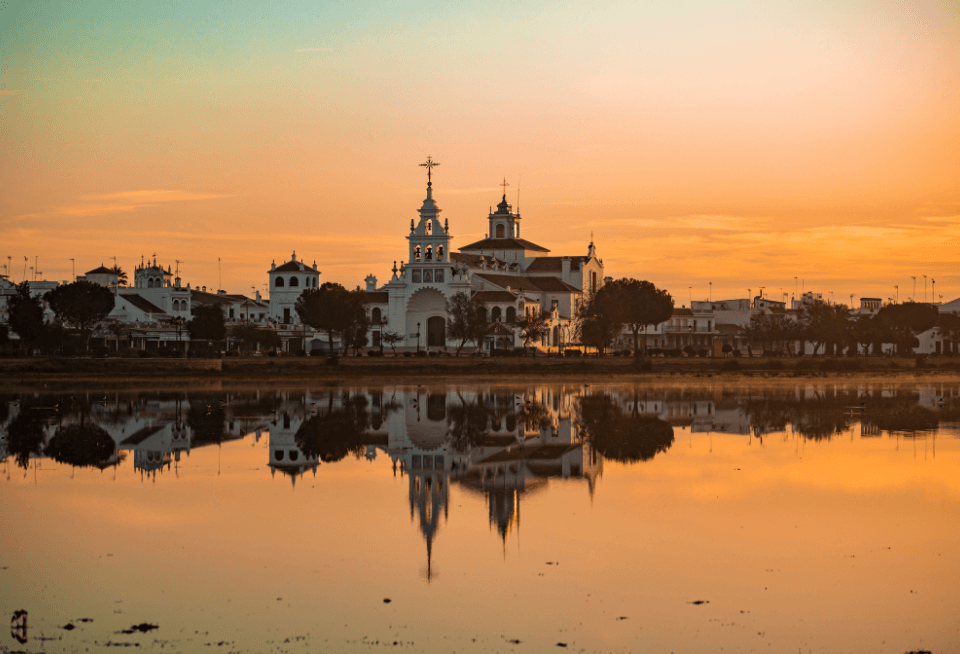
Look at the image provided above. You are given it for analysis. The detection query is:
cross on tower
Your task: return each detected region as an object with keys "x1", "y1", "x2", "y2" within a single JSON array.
[
  {"x1": 419, "y1": 156, "x2": 440, "y2": 185},
  {"x1": 500, "y1": 177, "x2": 510, "y2": 197}
]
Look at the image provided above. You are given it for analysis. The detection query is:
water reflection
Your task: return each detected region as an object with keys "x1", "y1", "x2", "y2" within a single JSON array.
[{"x1": 2, "y1": 382, "x2": 958, "y2": 556}]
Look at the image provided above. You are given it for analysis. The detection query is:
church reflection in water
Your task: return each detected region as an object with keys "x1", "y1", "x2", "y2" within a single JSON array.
[{"x1": 4, "y1": 381, "x2": 960, "y2": 574}]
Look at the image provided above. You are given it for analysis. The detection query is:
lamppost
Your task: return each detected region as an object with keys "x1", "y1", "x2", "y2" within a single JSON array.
[{"x1": 416, "y1": 322, "x2": 421, "y2": 354}]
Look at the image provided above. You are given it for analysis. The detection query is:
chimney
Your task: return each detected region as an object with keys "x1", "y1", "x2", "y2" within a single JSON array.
[
  {"x1": 561, "y1": 257, "x2": 571, "y2": 282},
  {"x1": 217, "y1": 289, "x2": 226, "y2": 296},
  {"x1": 202, "y1": 285, "x2": 206, "y2": 292},
  {"x1": 255, "y1": 290, "x2": 261, "y2": 302}
]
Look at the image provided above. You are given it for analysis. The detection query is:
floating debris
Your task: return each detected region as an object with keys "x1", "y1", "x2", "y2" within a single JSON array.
[
  {"x1": 688, "y1": 600, "x2": 709, "y2": 605},
  {"x1": 383, "y1": 598, "x2": 392, "y2": 603}
]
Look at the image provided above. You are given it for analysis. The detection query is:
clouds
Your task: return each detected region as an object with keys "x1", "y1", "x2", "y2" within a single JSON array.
[
  {"x1": 16, "y1": 189, "x2": 231, "y2": 221},
  {"x1": 0, "y1": 90, "x2": 24, "y2": 96},
  {"x1": 294, "y1": 47, "x2": 331, "y2": 52}
]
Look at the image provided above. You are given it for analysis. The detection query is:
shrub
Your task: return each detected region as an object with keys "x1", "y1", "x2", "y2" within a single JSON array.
[
  {"x1": 137, "y1": 349, "x2": 151, "y2": 358},
  {"x1": 294, "y1": 349, "x2": 307, "y2": 357},
  {"x1": 309, "y1": 349, "x2": 325, "y2": 356},
  {"x1": 564, "y1": 348, "x2": 583, "y2": 357},
  {"x1": 666, "y1": 348, "x2": 683, "y2": 358},
  {"x1": 512, "y1": 347, "x2": 528, "y2": 357},
  {"x1": 225, "y1": 350, "x2": 241, "y2": 357},
  {"x1": 720, "y1": 359, "x2": 741, "y2": 371},
  {"x1": 794, "y1": 359, "x2": 817, "y2": 371},
  {"x1": 731, "y1": 349, "x2": 742, "y2": 358},
  {"x1": 267, "y1": 350, "x2": 278, "y2": 357},
  {"x1": 325, "y1": 355, "x2": 339, "y2": 366},
  {"x1": 402, "y1": 352, "x2": 413, "y2": 358},
  {"x1": 683, "y1": 345, "x2": 696, "y2": 356},
  {"x1": 367, "y1": 349, "x2": 384, "y2": 357},
  {"x1": 415, "y1": 350, "x2": 427, "y2": 357},
  {"x1": 722, "y1": 344, "x2": 733, "y2": 355},
  {"x1": 634, "y1": 358, "x2": 653, "y2": 371},
  {"x1": 91, "y1": 345, "x2": 109, "y2": 358},
  {"x1": 761, "y1": 360, "x2": 785, "y2": 371},
  {"x1": 697, "y1": 348, "x2": 709, "y2": 358}
]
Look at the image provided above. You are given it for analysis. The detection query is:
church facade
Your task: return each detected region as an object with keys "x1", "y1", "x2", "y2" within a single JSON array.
[{"x1": 365, "y1": 164, "x2": 605, "y2": 353}]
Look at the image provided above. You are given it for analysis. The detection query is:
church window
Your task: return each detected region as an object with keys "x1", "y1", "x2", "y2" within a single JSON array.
[
  {"x1": 372, "y1": 308, "x2": 382, "y2": 323},
  {"x1": 414, "y1": 245, "x2": 421, "y2": 262},
  {"x1": 423, "y1": 270, "x2": 433, "y2": 283},
  {"x1": 275, "y1": 277, "x2": 285, "y2": 287},
  {"x1": 434, "y1": 455, "x2": 444, "y2": 468},
  {"x1": 425, "y1": 245, "x2": 433, "y2": 261},
  {"x1": 434, "y1": 269, "x2": 444, "y2": 283},
  {"x1": 289, "y1": 450, "x2": 299, "y2": 462},
  {"x1": 426, "y1": 220, "x2": 432, "y2": 234},
  {"x1": 283, "y1": 413, "x2": 290, "y2": 429},
  {"x1": 492, "y1": 306, "x2": 502, "y2": 322},
  {"x1": 437, "y1": 245, "x2": 444, "y2": 260},
  {"x1": 506, "y1": 306, "x2": 516, "y2": 323},
  {"x1": 591, "y1": 272, "x2": 597, "y2": 292},
  {"x1": 289, "y1": 276, "x2": 299, "y2": 287},
  {"x1": 412, "y1": 455, "x2": 422, "y2": 468},
  {"x1": 412, "y1": 270, "x2": 422, "y2": 283},
  {"x1": 496, "y1": 224, "x2": 505, "y2": 238},
  {"x1": 229, "y1": 308, "x2": 234, "y2": 319},
  {"x1": 283, "y1": 308, "x2": 291, "y2": 324},
  {"x1": 274, "y1": 450, "x2": 284, "y2": 461}
]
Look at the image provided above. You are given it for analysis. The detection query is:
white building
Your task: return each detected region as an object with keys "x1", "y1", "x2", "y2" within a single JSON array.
[{"x1": 369, "y1": 166, "x2": 603, "y2": 353}]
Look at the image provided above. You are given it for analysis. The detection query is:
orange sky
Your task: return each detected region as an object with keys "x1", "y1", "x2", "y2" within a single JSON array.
[{"x1": 1, "y1": 1, "x2": 959, "y2": 305}]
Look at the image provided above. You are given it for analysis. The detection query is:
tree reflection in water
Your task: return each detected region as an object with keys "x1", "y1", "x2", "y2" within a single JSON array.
[
  {"x1": 577, "y1": 393, "x2": 674, "y2": 463},
  {"x1": 295, "y1": 393, "x2": 370, "y2": 463},
  {"x1": 46, "y1": 423, "x2": 115, "y2": 468},
  {"x1": 6, "y1": 409, "x2": 46, "y2": 470}
]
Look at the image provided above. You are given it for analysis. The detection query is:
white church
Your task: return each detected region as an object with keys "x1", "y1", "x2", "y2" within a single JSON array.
[{"x1": 359, "y1": 159, "x2": 605, "y2": 352}]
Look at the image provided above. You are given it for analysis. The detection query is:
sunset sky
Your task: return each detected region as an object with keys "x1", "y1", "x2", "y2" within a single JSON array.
[{"x1": 1, "y1": 0, "x2": 958, "y2": 306}]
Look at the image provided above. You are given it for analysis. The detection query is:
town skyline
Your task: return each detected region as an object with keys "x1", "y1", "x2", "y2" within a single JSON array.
[{"x1": 2, "y1": 1, "x2": 959, "y2": 305}]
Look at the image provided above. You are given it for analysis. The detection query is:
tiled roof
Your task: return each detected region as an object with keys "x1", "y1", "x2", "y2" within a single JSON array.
[
  {"x1": 123, "y1": 294, "x2": 166, "y2": 314},
  {"x1": 671, "y1": 307, "x2": 694, "y2": 317},
  {"x1": 474, "y1": 273, "x2": 581, "y2": 294},
  {"x1": 450, "y1": 252, "x2": 506, "y2": 268},
  {"x1": 85, "y1": 266, "x2": 115, "y2": 275},
  {"x1": 361, "y1": 291, "x2": 389, "y2": 303},
  {"x1": 459, "y1": 237, "x2": 550, "y2": 253},
  {"x1": 471, "y1": 290, "x2": 517, "y2": 303},
  {"x1": 273, "y1": 260, "x2": 310, "y2": 273},
  {"x1": 716, "y1": 323, "x2": 741, "y2": 334},
  {"x1": 524, "y1": 257, "x2": 584, "y2": 273}
]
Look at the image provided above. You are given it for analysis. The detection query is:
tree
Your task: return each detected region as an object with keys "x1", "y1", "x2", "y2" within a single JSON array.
[
  {"x1": 577, "y1": 291, "x2": 620, "y2": 355},
  {"x1": 447, "y1": 292, "x2": 488, "y2": 356},
  {"x1": 109, "y1": 265, "x2": 129, "y2": 287},
  {"x1": 44, "y1": 280, "x2": 116, "y2": 352},
  {"x1": 381, "y1": 329, "x2": 404, "y2": 356},
  {"x1": 231, "y1": 320, "x2": 280, "y2": 353},
  {"x1": 295, "y1": 283, "x2": 365, "y2": 355},
  {"x1": 600, "y1": 278, "x2": 674, "y2": 356},
  {"x1": 800, "y1": 301, "x2": 851, "y2": 356},
  {"x1": 876, "y1": 302, "x2": 939, "y2": 355},
  {"x1": 187, "y1": 304, "x2": 227, "y2": 353},
  {"x1": 517, "y1": 309, "x2": 550, "y2": 357},
  {"x1": 343, "y1": 317, "x2": 370, "y2": 355},
  {"x1": 7, "y1": 282, "x2": 46, "y2": 355},
  {"x1": 852, "y1": 314, "x2": 885, "y2": 356}
]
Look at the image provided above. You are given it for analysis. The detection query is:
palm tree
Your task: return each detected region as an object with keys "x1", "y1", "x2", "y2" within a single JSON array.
[{"x1": 110, "y1": 265, "x2": 128, "y2": 287}]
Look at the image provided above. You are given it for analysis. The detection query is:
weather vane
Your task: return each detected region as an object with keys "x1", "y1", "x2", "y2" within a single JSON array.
[
  {"x1": 419, "y1": 156, "x2": 440, "y2": 185},
  {"x1": 500, "y1": 177, "x2": 509, "y2": 196}
]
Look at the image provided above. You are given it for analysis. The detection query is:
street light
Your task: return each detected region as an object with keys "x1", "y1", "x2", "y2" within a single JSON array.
[{"x1": 416, "y1": 322, "x2": 421, "y2": 354}]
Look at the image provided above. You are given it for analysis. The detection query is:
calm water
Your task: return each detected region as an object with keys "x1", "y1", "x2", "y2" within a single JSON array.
[{"x1": 1, "y1": 381, "x2": 958, "y2": 653}]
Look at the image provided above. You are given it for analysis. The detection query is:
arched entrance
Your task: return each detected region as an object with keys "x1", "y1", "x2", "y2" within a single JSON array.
[{"x1": 427, "y1": 316, "x2": 446, "y2": 347}]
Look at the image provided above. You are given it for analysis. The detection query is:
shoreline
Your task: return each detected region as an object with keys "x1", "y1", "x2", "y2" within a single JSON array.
[{"x1": 2, "y1": 355, "x2": 959, "y2": 391}]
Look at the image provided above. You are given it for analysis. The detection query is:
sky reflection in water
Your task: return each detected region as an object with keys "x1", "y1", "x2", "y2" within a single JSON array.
[{"x1": 1, "y1": 381, "x2": 958, "y2": 653}]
